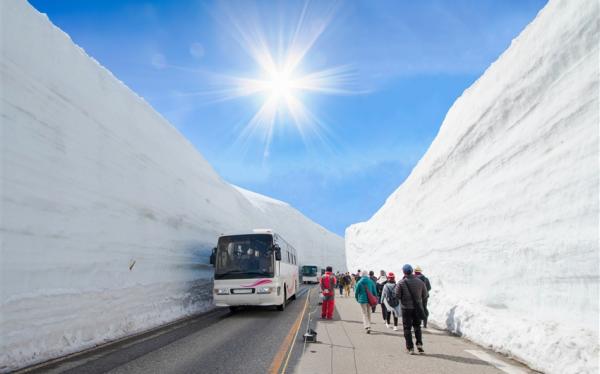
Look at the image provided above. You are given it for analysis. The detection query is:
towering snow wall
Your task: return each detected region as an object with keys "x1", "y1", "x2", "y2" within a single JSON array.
[
  {"x1": 346, "y1": 1, "x2": 598, "y2": 373},
  {"x1": 233, "y1": 186, "x2": 345, "y2": 270},
  {"x1": 0, "y1": 0, "x2": 345, "y2": 371}
]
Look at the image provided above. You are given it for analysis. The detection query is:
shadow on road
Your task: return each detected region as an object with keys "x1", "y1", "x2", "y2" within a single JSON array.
[
  {"x1": 425, "y1": 353, "x2": 493, "y2": 366},
  {"x1": 228, "y1": 305, "x2": 284, "y2": 316}
]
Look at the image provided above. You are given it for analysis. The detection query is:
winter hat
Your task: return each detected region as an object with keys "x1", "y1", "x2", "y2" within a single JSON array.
[
  {"x1": 387, "y1": 272, "x2": 395, "y2": 280},
  {"x1": 414, "y1": 265, "x2": 422, "y2": 273},
  {"x1": 402, "y1": 264, "x2": 413, "y2": 275}
]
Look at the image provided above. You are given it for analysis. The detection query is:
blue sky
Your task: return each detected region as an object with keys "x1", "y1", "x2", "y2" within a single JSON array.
[{"x1": 29, "y1": 0, "x2": 547, "y2": 235}]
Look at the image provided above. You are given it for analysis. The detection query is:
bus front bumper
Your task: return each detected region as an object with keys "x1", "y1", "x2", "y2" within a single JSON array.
[{"x1": 214, "y1": 291, "x2": 282, "y2": 307}]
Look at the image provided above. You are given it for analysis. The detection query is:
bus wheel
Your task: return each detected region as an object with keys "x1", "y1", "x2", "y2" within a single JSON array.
[
  {"x1": 291, "y1": 282, "x2": 297, "y2": 300},
  {"x1": 277, "y1": 289, "x2": 286, "y2": 311}
]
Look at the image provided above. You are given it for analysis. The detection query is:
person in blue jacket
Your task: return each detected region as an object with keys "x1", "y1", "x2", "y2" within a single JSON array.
[{"x1": 355, "y1": 270, "x2": 378, "y2": 334}]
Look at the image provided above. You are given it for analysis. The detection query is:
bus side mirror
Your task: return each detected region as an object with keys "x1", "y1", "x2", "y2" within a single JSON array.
[
  {"x1": 209, "y1": 247, "x2": 217, "y2": 266},
  {"x1": 273, "y1": 245, "x2": 281, "y2": 261}
]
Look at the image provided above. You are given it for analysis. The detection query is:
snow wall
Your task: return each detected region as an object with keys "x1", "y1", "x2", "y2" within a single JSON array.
[
  {"x1": 0, "y1": 0, "x2": 345, "y2": 371},
  {"x1": 346, "y1": 1, "x2": 599, "y2": 373}
]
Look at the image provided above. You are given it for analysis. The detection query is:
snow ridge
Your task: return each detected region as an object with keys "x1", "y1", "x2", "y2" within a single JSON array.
[
  {"x1": 233, "y1": 185, "x2": 290, "y2": 211},
  {"x1": 346, "y1": 1, "x2": 599, "y2": 373}
]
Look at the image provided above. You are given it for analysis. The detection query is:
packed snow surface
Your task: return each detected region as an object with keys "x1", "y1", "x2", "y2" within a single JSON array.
[
  {"x1": 346, "y1": 1, "x2": 599, "y2": 373},
  {"x1": 0, "y1": 0, "x2": 345, "y2": 371}
]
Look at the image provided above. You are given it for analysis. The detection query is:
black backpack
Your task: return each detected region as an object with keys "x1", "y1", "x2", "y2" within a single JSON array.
[{"x1": 385, "y1": 283, "x2": 399, "y2": 307}]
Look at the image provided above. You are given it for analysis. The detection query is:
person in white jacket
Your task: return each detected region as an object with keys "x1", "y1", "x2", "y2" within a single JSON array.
[
  {"x1": 380, "y1": 272, "x2": 400, "y2": 331},
  {"x1": 376, "y1": 270, "x2": 388, "y2": 322}
]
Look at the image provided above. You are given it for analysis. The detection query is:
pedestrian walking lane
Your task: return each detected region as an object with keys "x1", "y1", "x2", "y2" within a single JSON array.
[{"x1": 292, "y1": 294, "x2": 536, "y2": 374}]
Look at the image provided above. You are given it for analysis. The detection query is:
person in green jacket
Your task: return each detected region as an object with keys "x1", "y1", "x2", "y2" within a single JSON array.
[{"x1": 355, "y1": 270, "x2": 378, "y2": 333}]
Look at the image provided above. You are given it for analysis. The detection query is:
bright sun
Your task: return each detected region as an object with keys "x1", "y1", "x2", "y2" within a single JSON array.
[
  {"x1": 191, "y1": 2, "x2": 355, "y2": 158},
  {"x1": 267, "y1": 70, "x2": 294, "y2": 100}
]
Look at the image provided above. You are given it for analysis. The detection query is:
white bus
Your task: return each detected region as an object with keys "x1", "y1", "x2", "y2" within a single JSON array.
[
  {"x1": 210, "y1": 229, "x2": 299, "y2": 312},
  {"x1": 301, "y1": 265, "x2": 321, "y2": 284}
]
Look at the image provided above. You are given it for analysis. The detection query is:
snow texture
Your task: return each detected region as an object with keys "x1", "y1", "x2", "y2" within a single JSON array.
[
  {"x1": 0, "y1": 0, "x2": 345, "y2": 371},
  {"x1": 346, "y1": 1, "x2": 599, "y2": 373}
]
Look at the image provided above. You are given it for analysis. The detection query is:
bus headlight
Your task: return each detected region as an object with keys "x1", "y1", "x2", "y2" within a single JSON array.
[
  {"x1": 214, "y1": 288, "x2": 229, "y2": 295},
  {"x1": 256, "y1": 287, "x2": 275, "y2": 294}
]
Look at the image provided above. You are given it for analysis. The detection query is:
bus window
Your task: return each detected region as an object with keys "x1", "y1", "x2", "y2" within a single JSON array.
[{"x1": 214, "y1": 234, "x2": 274, "y2": 279}]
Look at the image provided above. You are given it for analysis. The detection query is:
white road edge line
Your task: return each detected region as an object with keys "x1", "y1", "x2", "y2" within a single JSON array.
[{"x1": 465, "y1": 350, "x2": 528, "y2": 374}]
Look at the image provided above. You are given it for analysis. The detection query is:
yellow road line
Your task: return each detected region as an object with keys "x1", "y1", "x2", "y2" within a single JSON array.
[
  {"x1": 268, "y1": 288, "x2": 311, "y2": 374},
  {"x1": 281, "y1": 289, "x2": 311, "y2": 374}
]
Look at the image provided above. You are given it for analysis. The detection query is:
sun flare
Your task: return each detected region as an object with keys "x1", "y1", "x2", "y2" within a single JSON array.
[
  {"x1": 184, "y1": 2, "x2": 356, "y2": 159},
  {"x1": 266, "y1": 70, "x2": 295, "y2": 100}
]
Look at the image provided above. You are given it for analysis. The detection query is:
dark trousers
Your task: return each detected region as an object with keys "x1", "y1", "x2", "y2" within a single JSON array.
[
  {"x1": 401, "y1": 308, "x2": 423, "y2": 349},
  {"x1": 339, "y1": 285, "x2": 344, "y2": 296},
  {"x1": 383, "y1": 306, "x2": 398, "y2": 326},
  {"x1": 422, "y1": 297, "x2": 429, "y2": 327},
  {"x1": 381, "y1": 303, "x2": 387, "y2": 321}
]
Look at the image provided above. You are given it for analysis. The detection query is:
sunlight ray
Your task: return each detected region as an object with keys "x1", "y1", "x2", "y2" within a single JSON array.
[{"x1": 184, "y1": 0, "x2": 358, "y2": 158}]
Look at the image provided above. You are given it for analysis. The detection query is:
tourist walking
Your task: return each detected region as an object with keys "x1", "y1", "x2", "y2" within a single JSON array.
[
  {"x1": 414, "y1": 265, "x2": 431, "y2": 328},
  {"x1": 380, "y1": 272, "x2": 400, "y2": 331},
  {"x1": 376, "y1": 270, "x2": 388, "y2": 321},
  {"x1": 395, "y1": 264, "x2": 428, "y2": 354},
  {"x1": 369, "y1": 271, "x2": 378, "y2": 313},
  {"x1": 337, "y1": 272, "x2": 346, "y2": 297},
  {"x1": 336, "y1": 271, "x2": 344, "y2": 297},
  {"x1": 354, "y1": 270, "x2": 361, "y2": 283},
  {"x1": 355, "y1": 270, "x2": 378, "y2": 333},
  {"x1": 350, "y1": 272, "x2": 357, "y2": 295},
  {"x1": 344, "y1": 272, "x2": 352, "y2": 296},
  {"x1": 320, "y1": 266, "x2": 336, "y2": 319}
]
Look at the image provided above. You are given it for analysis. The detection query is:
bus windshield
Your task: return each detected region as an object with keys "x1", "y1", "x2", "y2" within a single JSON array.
[
  {"x1": 302, "y1": 266, "x2": 318, "y2": 277},
  {"x1": 214, "y1": 234, "x2": 274, "y2": 279}
]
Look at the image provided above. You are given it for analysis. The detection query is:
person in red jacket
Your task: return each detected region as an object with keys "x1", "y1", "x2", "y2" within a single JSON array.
[{"x1": 320, "y1": 266, "x2": 336, "y2": 319}]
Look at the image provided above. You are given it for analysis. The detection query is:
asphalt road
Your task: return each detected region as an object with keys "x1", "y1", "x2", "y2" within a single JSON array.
[
  {"x1": 16, "y1": 285, "x2": 535, "y2": 374},
  {"x1": 21, "y1": 286, "x2": 314, "y2": 374}
]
